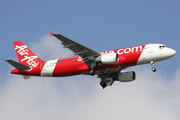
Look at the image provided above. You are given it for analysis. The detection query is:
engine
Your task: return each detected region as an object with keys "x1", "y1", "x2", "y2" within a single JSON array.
[
  {"x1": 116, "y1": 71, "x2": 136, "y2": 82},
  {"x1": 95, "y1": 53, "x2": 119, "y2": 65}
]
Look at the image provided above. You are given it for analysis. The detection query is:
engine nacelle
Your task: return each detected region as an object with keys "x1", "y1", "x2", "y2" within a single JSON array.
[
  {"x1": 117, "y1": 71, "x2": 136, "y2": 82},
  {"x1": 95, "y1": 53, "x2": 119, "y2": 65}
]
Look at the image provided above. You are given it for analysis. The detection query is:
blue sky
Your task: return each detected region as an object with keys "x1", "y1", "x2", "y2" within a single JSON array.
[
  {"x1": 1, "y1": 0, "x2": 179, "y2": 73},
  {"x1": 0, "y1": 0, "x2": 180, "y2": 120}
]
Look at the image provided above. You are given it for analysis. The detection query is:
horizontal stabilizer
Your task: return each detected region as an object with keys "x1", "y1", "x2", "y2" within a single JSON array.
[{"x1": 5, "y1": 59, "x2": 32, "y2": 71}]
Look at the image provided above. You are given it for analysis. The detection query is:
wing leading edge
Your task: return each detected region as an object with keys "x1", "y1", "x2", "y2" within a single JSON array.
[{"x1": 51, "y1": 32, "x2": 100, "y2": 67}]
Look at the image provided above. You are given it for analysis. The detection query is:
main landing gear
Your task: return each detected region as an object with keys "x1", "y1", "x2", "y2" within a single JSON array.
[
  {"x1": 151, "y1": 61, "x2": 156, "y2": 72},
  {"x1": 89, "y1": 61, "x2": 96, "y2": 76},
  {"x1": 100, "y1": 81, "x2": 107, "y2": 89},
  {"x1": 89, "y1": 69, "x2": 95, "y2": 76}
]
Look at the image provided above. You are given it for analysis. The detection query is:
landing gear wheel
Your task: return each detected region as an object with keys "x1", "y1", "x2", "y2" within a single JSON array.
[
  {"x1": 100, "y1": 81, "x2": 107, "y2": 89},
  {"x1": 152, "y1": 67, "x2": 156, "y2": 72},
  {"x1": 151, "y1": 61, "x2": 156, "y2": 72},
  {"x1": 89, "y1": 69, "x2": 95, "y2": 76}
]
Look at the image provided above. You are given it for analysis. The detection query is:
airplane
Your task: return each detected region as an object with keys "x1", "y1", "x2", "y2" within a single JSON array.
[{"x1": 6, "y1": 32, "x2": 176, "y2": 88}]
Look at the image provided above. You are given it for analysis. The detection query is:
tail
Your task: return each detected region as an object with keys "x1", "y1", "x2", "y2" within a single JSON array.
[{"x1": 13, "y1": 41, "x2": 44, "y2": 67}]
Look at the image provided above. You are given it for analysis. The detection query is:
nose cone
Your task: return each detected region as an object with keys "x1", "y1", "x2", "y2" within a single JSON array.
[{"x1": 168, "y1": 48, "x2": 176, "y2": 58}]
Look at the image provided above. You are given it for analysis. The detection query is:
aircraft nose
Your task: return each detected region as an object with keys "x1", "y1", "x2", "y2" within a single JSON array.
[{"x1": 168, "y1": 48, "x2": 176, "y2": 57}]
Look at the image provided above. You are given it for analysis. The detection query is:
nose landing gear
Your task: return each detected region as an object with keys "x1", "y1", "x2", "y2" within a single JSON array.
[
  {"x1": 152, "y1": 67, "x2": 156, "y2": 72},
  {"x1": 151, "y1": 61, "x2": 156, "y2": 72}
]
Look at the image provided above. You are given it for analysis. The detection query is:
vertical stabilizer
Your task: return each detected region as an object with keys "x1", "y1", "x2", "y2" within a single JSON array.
[{"x1": 13, "y1": 41, "x2": 44, "y2": 68}]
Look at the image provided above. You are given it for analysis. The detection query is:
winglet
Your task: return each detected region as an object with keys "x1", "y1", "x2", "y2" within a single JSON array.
[{"x1": 50, "y1": 32, "x2": 55, "y2": 37}]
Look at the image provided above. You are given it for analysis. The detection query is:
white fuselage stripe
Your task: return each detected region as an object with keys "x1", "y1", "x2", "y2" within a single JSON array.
[{"x1": 40, "y1": 59, "x2": 58, "y2": 77}]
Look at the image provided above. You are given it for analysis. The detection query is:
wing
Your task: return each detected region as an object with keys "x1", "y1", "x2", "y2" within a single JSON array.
[{"x1": 51, "y1": 32, "x2": 101, "y2": 67}]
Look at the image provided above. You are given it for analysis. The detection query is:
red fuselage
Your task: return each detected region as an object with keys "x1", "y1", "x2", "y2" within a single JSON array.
[{"x1": 11, "y1": 45, "x2": 145, "y2": 77}]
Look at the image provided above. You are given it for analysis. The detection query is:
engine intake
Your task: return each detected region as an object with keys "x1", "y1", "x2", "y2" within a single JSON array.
[{"x1": 95, "y1": 53, "x2": 119, "y2": 65}]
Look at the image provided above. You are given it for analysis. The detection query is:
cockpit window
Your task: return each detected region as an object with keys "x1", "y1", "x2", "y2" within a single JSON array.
[{"x1": 159, "y1": 45, "x2": 168, "y2": 49}]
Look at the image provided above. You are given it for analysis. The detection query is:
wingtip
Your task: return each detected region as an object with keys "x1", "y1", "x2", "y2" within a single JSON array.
[{"x1": 50, "y1": 32, "x2": 55, "y2": 37}]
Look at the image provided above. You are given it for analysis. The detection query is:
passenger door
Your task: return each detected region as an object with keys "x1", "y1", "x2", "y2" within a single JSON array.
[{"x1": 148, "y1": 44, "x2": 153, "y2": 53}]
